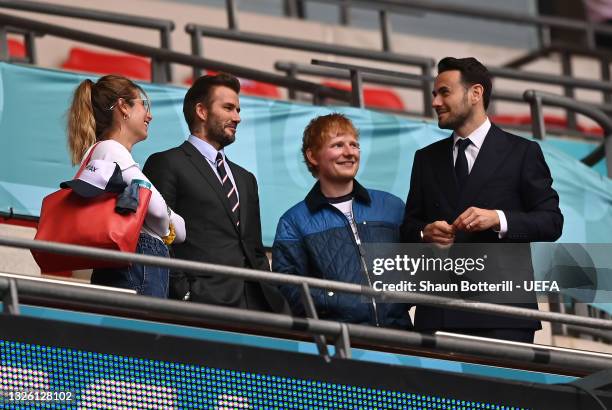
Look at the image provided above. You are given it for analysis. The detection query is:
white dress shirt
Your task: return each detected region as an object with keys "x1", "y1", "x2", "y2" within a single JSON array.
[
  {"x1": 452, "y1": 118, "x2": 507, "y2": 237},
  {"x1": 188, "y1": 134, "x2": 239, "y2": 202}
]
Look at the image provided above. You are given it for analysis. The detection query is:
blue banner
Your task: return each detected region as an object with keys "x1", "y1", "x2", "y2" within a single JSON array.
[{"x1": 1, "y1": 62, "x2": 610, "y2": 247}]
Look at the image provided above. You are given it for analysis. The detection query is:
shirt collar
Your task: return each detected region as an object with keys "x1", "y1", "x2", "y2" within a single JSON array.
[
  {"x1": 305, "y1": 179, "x2": 371, "y2": 213},
  {"x1": 453, "y1": 117, "x2": 491, "y2": 150},
  {"x1": 188, "y1": 134, "x2": 225, "y2": 163}
]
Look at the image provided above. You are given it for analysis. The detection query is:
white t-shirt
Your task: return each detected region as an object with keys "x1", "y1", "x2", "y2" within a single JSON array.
[
  {"x1": 330, "y1": 198, "x2": 361, "y2": 245},
  {"x1": 82, "y1": 140, "x2": 185, "y2": 243}
]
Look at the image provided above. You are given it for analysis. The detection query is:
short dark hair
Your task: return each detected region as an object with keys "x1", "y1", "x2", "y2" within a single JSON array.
[
  {"x1": 437, "y1": 57, "x2": 492, "y2": 110},
  {"x1": 183, "y1": 72, "x2": 241, "y2": 132}
]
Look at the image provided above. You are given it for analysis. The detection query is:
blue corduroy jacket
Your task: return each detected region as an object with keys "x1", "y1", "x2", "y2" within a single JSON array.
[{"x1": 272, "y1": 180, "x2": 412, "y2": 329}]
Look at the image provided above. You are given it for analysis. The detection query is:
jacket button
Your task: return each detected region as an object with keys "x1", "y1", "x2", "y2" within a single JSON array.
[{"x1": 363, "y1": 221, "x2": 367, "y2": 225}]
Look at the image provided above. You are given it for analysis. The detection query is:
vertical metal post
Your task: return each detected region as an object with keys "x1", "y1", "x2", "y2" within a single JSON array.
[
  {"x1": 24, "y1": 31, "x2": 36, "y2": 64},
  {"x1": 159, "y1": 26, "x2": 173, "y2": 82},
  {"x1": 334, "y1": 323, "x2": 351, "y2": 359},
  {"x1": 296, "y1": 0, "x2": 306, "y2": 19},
  {"x1": 538, "y1": 24, "x2": 551, "y2": 48},
  {"x1": 151, "y1": 58, "x2": 168, "y2": 84},
  {"x1": 312, "y1": 87, "x2": 324, "y2": 105},
  {"x1": 422, "y1": 64, "x2": 434, "y2": 118},
  {"x1": 2, "y1": 279, "x2": 20, "y2": 315},
  {"x1": 586, "y1": 25, "x2": 596, "y2": 50},
  {"x1": 0, "y1": 27, "x2": 8, "y2": 62},
  {"x1": 350, "y1": 69, "x2": 364, "y2": 108},
  {"x1": 190, "y1": 27, "x2": 203, "y2": 80},
  {"x1": 286, "y1": 63, "x2": 298, "y2": 100},
  {"x1": 528, "y1": 94, "x2": 546, "y2": 141},
  {"x1": 339, "y1": 0, "x2": 350, "y2": 26},
  {"x1": 284, "y1": 0, "x2": 305, "y2": 18},
  {"x1": 560, "y1": 51, "x2": 577, "y2": 131},
  {"x1": 379, "y1": 10, "x2": 392, "y2": 52},
  {"x1": 605, "y1": 125, "x2": 612, "y2": 178},
  {"x1": 226, "y1": 0, "x2": 239, "y2": 31},
  {"x1": 300, "y1": 283, "x2": 330, "y2": 361},
  {"x1": 601, "y1": 58, "x2": 611, "y2": 105}
]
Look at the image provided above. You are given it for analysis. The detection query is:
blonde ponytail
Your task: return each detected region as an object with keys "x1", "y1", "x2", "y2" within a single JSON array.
[{"x1": 67, "y1": 79, "x2": 97, "y2": 165}]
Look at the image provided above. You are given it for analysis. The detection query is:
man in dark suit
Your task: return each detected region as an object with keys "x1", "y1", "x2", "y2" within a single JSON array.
[
  {"x1": 401, "y1": 57, "x2": 563, "y2": 343},
  {"x1": 143, "y1": 73, "x2": 288, "y2": 313}
]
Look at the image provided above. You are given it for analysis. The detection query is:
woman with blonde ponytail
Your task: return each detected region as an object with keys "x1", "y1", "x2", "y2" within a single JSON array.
[{"x1": 66, "y1": 75, "x2": 186, "y2": 298}]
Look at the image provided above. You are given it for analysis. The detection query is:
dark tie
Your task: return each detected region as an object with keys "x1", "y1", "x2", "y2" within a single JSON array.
[
  {"x1": 455, "y1": 138, "x2": 471, "y2": 190},
  {"x1": 215, "y1": 152, "x2": 240, "y2": 227}
]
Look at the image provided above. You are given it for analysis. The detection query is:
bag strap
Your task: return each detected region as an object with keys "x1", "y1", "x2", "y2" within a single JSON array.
[{"x1": 74, "y1": 142, "x2": 100, "y2": 178}]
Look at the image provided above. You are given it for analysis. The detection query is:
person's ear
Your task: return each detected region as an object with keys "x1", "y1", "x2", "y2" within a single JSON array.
[
  {"x1": 195, "y1": 102, "x2": 208, "y2": 122},
  {"x1": 117, "y1": 98, "x2": 131, "y2": 120},
  {"x1": 470, "y1": 84, "x2": 484, "y2": 106},
  {"x1": 306, "y1": 148, "x2": 318, "y2": 169}
]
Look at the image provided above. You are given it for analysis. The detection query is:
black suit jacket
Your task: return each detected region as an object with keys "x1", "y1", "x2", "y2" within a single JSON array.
[
  {"x1": 143, "y1": 141, "x2": 289, "y2": 313},
  {"x1": 401, "y1": 124, "x2": 563, "y2": 330}
]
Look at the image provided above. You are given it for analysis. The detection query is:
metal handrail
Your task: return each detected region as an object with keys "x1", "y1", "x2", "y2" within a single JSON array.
[
  {"x1": 280, "y1": 0, "x2": 612, "y2": 50},
  {"x1": 0, "y1": 0, "x2": 175, "y2": 80},
  {"x1": 0, "y1": 11, "x2": 349, "y2": 103},
  {"x1": 2, "y1": 234, "x2": 612, "y2": 333},
  {"x1": 3, "y1": 275, "x2": 612, "y2": 374},
  {"x1": 524, "y1": 90, "x2": 611, "y2": 174},
  {"x1": 277, "y1": 59, "x2": 612, "y2": 108},
  {"x1": 184, "y1": 23, "x2": 435, "y2": 116},
  {"x1": 275, "y1": 59, "x2": 612, "y2": 164}
]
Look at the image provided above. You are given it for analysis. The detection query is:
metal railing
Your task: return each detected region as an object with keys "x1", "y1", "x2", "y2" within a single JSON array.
[
  {"x1": 226, "y1": 0, "x2": 612, "y2": 134},
  {"x1": 0, "y1": 11, "x2": 349, "y2": 103},
  {"x1": 245, "y1": 0, "x2": 612, "y2": 53},
  {"x1": 524, "y1": 90, "x2": 612, "y2": 174},
  {"x1": 0, "y1": 0, "x2": 175, "y2": 80},
  {"x1": 184, "y1": 23, "x2": 435, "y2": 116},
  {"x1": 274, "y1": 59, "x2": 611, "y2": 174},
  {"x1": 277, "y1": 59, "x2": 612, "y2": 116},
  {"x1": 2, "y1": 234, "x2": 612, "y2": 375}
]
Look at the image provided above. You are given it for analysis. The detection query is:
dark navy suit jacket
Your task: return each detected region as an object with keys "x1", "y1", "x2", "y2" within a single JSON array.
[{"x1": 401, "y1": 124, "x2": 563, "y2": 330}]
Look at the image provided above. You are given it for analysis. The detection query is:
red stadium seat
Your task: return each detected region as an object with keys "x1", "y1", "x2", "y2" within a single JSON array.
[
  {"x1": 323, "y1": 81, "x2": 406, "y2": 111},
  {"x1": 61, "y1": 47, "x2": 151, "y2": 81},
  {"x1": 184, "y1": 73, "x2": 282, "y2": 99},
  {"x1": 238, "y1": 78, "x2": 282, "y2": 99},
  {"x1": 8, "y1": 38, "x2": 26, "y2": 58}
]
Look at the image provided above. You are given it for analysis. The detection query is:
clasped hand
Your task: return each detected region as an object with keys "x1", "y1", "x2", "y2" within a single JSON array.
[{"x1": 422, "y1": 207, "x2": 500, "y2": 245}]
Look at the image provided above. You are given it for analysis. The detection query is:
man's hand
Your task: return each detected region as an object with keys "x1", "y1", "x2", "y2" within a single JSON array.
[
  {"x1": 422, "y1": 221, "x2": 455, "y2": 245},
  {"x1": 453, "y1": 207, "x2": 500, "y2": 233}
]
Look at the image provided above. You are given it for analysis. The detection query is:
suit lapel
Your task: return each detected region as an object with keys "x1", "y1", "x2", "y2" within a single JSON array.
[
  {"x1": 433, "y1": 136, "x2": 460, "y2": 208},
  {"x1": 227, "y1": 158, "x2": 248, "y2": 237},
  {"x1": 180, "y1": 141, "x2": 240, "y2": 235},
  {"x1": 459, "y1": 124, "x2": 513, "y2": 209}
]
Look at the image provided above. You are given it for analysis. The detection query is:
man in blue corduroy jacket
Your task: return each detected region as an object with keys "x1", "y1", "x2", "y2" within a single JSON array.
[{"x1": 272, "y1": 113, "x2": 412, "y2": 329}]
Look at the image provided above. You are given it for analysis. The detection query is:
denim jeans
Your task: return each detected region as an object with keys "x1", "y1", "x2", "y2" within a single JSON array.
[{"x1": 91, "y1": 233, "x2": 170, "y2": 298}]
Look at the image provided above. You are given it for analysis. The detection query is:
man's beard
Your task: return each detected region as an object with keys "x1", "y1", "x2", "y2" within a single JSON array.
[
  {"x1": 206, "y1": 117, "x2": 235, "y2": 148},
  {"x1": 437, "y1": 93, "x2": 471, "y2": 131},
  {"x1": 437, "y1": 110, "x2": 470, "y2": 131}
]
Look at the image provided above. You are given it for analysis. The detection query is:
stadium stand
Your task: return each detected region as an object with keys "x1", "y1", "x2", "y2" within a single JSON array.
[
  {"x1": 61, "y1": 47, "x2": 152, "y2": 81},
  {"x1": 322, "y1": 80, "x2": 405, "y2": 110},
  {"x1": 1, "y1": 0, "x2": 612, "y2": 407},
  {"x1": 7, "y1": 38, "x2": 25, "y2": 58}
]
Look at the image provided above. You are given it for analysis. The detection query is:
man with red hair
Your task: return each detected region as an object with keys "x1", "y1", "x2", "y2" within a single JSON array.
[{"x1": 272, "y1": 113, "x2": 411, "y2": 328}]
